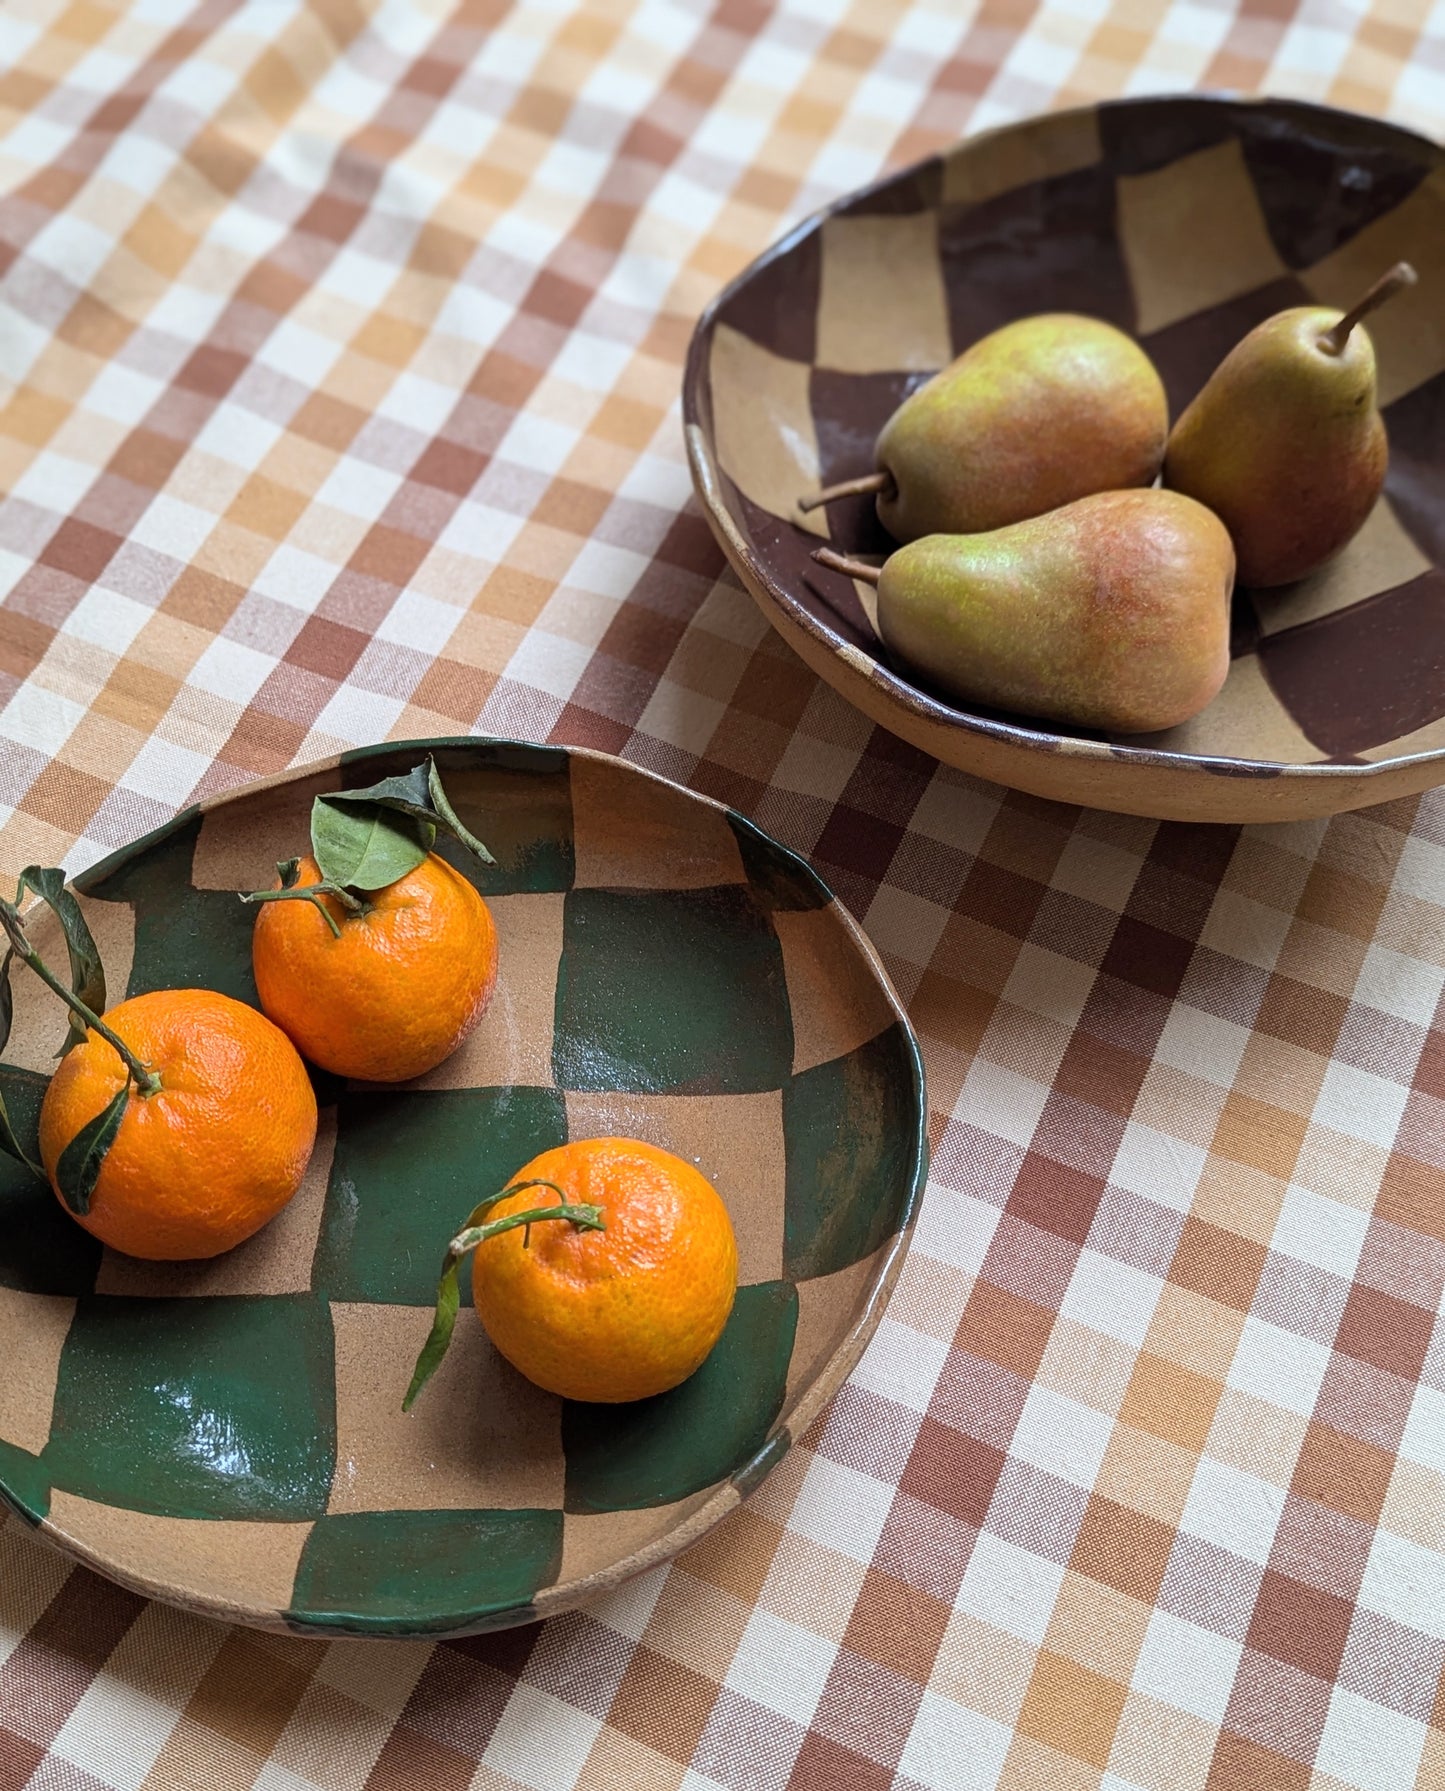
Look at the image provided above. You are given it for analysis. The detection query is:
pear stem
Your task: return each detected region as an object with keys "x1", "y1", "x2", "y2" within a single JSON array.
[
  {"x1": 1319, "y1": 260, "x2": 1417, "y2": 355},
  {"x1": 812, "y1": 547, "x2": 882, "y2": 587},
  {"x1": 798, "y1": 470, "x2": 894, "y2": 513}
]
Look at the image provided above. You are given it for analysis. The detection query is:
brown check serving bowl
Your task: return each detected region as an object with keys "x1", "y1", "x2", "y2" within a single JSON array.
[{"x1": 684, "y1": 95, "x2": 1445, "y2": 824}]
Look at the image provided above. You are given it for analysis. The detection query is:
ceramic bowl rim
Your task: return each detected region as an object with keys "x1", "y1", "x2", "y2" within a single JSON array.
[{"x1": 681, "y1": 91, "x2": 1445, "y2": 793}]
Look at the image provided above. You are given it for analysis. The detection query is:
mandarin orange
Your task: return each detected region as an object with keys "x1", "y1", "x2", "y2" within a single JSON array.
[
  {"x1": 250, "y1": 851, "x2": 497, "y2": 1082},
  {"x1": 38, "y1": 988, "x2": 317, "y2": 1260},
  {"x1": 471, "y1": 1137, "x2": 739, "y2": 1403}
]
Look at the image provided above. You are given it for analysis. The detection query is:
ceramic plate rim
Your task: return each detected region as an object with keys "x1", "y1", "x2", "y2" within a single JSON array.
[{"x1": 14, "y1": 735, "x2": 929, "y2": 1637}]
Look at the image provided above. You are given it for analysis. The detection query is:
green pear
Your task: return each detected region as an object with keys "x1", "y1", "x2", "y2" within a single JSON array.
[
  {"x1": 801, "y1": 314, "x2": 1167, "y2": 541},
  {"x1": 814, "y1": 490, "x2": 1234, "y2": 735},
  {"x1": 1164, "y1": 263, "x2": 1415, "y2": 587}
]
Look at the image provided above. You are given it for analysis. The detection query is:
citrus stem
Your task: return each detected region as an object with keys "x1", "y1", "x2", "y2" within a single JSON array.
[
  {"x1": 402, "y1": 1179, "x2": 606, "y2": 1412},
  {"x1": 238, "y1": 880, "x2": 366, "y2": 940},
  {"x1": 1319, "y1": 260, "x2": 1417, "y2": 355},
  {"x1": 799, "y1": 469, "x2": 894, "y2": 513},
  {"x1": 811, "y1": 546, "x2": 882, "y2": 587},
  {"x1": 0, "y1": 901, "x2": 160, "y2": 1096}
]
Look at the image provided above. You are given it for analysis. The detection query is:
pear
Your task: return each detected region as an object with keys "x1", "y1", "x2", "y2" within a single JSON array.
[
  {"x1": 1164, "y1": 263, "x2": 1415, "y2": 587},
  {"x1": 813, "y1": 489, "x2": 1234, "y2": 735},
  {"x1": 800, "y1": 314, "x2": 1168, "y2": 541}
]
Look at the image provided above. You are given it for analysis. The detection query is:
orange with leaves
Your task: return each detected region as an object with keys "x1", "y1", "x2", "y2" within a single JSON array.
[
  {"x1": 406, "y1": 1136, "x2": 739, "y2": 1407},
  {"x1": 38, "y1": 988, "x2": 317, "y2": 1260},
  {"x1": 243, "y1": 756, "x2": 499, "y2": 1084},
  {"x1": 251, "y1": 853, "x2": 497, "y2": 1083}
]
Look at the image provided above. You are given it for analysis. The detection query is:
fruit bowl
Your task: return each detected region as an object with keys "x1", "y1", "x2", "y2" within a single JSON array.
[
  {"x1": 683, "y1": 95, "x2": 1445, "y2": 823},
  {"x1": 0, "y1": 739, "x2": 926, "y2": 1636}
]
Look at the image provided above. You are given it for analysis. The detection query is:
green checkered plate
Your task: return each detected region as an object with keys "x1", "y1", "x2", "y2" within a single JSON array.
[{"x1": 0, "y1": 738, "x2": 927, "y2": 1637}]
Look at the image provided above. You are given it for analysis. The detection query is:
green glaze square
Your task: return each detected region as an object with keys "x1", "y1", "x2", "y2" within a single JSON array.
[
  {"x1": 0, "y1": 1438, "x2": 50, "y2": 1524},
  {"x1": 341, "y1": 739, "x2": 575, "y2": 896},
  {"x1": 563, "y1": 1281, "x2": 797, "y2": 1513},
  {"x1": 44, "y1": 1293, "x2": 336, "y2": 1520},
  {"x1": 553, "y1": 888, "x2": 793, "y2": 1094},
  {"x1": 315, "y1": 1086, "x2": 568, "y2": 1305},
  {"x1": 784, "y1": 1023, "x2": 922, "y2": 1282},
  {"x1": 0, "y1": 1069, "x2": 100, "y2": 1296},
  {"x1": 288, "y1": 1506, "x2": 563, "y2": 1635},
  {"x1": 85, "y1": 813, "x2": 259, "y2": 1006},
  {"x1": 728, "y1": 813, "x2": 831, "y2": 912}
]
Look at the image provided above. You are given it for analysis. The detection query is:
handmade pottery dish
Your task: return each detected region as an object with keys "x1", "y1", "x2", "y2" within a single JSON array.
[
  {"x1": 685, "y1": 94, "x2": 1445, "y2": 823},
  {"x1": 0, "y1": 738, "x2": 926, "y2": 1636}
]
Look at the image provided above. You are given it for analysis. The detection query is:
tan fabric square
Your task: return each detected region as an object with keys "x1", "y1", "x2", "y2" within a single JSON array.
[
  {"x1": 815, "y1": 212, "x2": 950, "y2": 374},
  {"x1": 327, "y1": 1301, "x2": 563, "y2": 1515},
  {"x1": 1140, "y1": 653, "x2": 1320, "y2": 765},
  {"x1": 1043, "y1": 1571, "x2": 1153, "y2": 1680},
  {"x1": 563, "y1": 1089, "x2": 784, "y2": 1284},
  {"x1": 45, "y1": 1491, "x2": 312, "y2": 1616},
  {"x1": 1093, "y1": 1425, "x2": 1199, "y2": 1526},
  {"x1": 708, "y1": 323, "x2": 824, "y2": 534},
  {"x1": 191, "y1": 767, "x2": 339, "y2": 890},
  {"x1": 758, "y1": 1528, "x2": 866, "y2": 1643},
  {"x1": 97, "y1": 1108, "x2": 336, "y2": 1296},
  {"x1": 547, "y1": 1492, "x2": 716, "y2": 1600},
  {"x1": 408, "y1": 892, "x2": 563, "y2": 1090},
  {"x1": 1208, "y1": 1387, "x2": 1308, "y2": 1490},
  {"x1": 1110, "y1": 1691, "x2": 1217, "y2": 1791},
  {"x1": 931, "y1": 1610, "x2": 1035, "y2": 1726},
  {"x1": 569, "y1": 755, "x2": 745, "y2": 890},
  {"x1": 1303, "y1": 169, "x2": 1445, "y2": 404},
  {"x1": 786, "y1": 1248, "x2": 884, "y2": 1408},
  {"x1": 1118, "y1": 138, "x2": 1288, "y2": 335},
  {"x1": 0, "y1": 1287, "x2": 73, "y2": 1454},
  {"x1": 1255, "y1": 497, "x2": 1431, "y2": 638},
  {"x1": 5, "y1": 894, "x2": 136, "y2": 1074},
  {"x1": 773, "y1": 904, "x2": 897, "y2": 1075}
]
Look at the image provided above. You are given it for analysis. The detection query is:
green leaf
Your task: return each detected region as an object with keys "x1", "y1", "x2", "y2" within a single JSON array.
[
  {"x1": 427, "y1": 759, "x2": 496, "y2": 866},
  {"x1": 309, "y1": 798, "x2": 429, "y2": 892},
  {"x1": 16, "y1": 867, "x2": 104, "y2": 1055},
  {"x1": 54, "y1": 1083, "x2": 128, "y2": 1216},
  {"x1": 0, "y1": 1080, "x2": 42, "y2": 1181},
  {"x1": 0, "y1": 949, "x2": 12, "y2": 1059},
  {"x1": 403, "y1": 1254, "x2": 462, "y2": 1412},
  {"x1": 323, "y1": 758, "x2": 494, "y2": 871}
]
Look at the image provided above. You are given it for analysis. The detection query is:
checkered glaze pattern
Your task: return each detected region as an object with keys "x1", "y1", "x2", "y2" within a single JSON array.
[
  {"x1": 5, "y1": 1, "x2": 1445, "y2": 1788},
  {"x1": 692, "y1": 93, "x2": 1445, "y2": 784}
]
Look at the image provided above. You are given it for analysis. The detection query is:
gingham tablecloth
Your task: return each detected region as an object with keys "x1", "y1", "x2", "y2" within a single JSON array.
[{"x1": 4, "y1": 4, "x2": 1445, "y2": 1788}]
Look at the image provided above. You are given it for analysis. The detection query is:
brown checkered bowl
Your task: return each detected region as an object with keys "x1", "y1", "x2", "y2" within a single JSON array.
[
  {"x1": 0, "y1": 739, "x2": 926, "y2": 1636},
  {"x1": 684, "y1": 95, "x2": 1445, "y2": 824}
]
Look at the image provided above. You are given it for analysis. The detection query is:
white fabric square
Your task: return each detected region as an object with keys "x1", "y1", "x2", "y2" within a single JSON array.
[
  {"x1": 1313, "y1": 1060, "x2": 1411, "y2": 1149},
  {"x1": 1358, "y1": 1527, "x2": 1445, "y2": 1640},
  {"x1": 725, "y1": 1607, "x2": 836, "y2": 1726},
  {"x1": 1009, "y1": 1382, "x2": 1114, "y2": 1488},
  {"x1": 1178, "y1": 1455, "x2": 1287, "y2": 1567},
  {"x1": 850, "y1": 1313, "x2": 950, "y2": 1416},
  {"x1": 1061, "y1": 1248, "x2": 1162, "y2": 1350},
  {"x1": 953, "y1": 1058, "x2": 1051, "y2": 1151},
  {"x1": 1269, "y1": 1182, "x2": 1370, "y2": 1279},
  {"x1": 484, "y1": 1683, "x2": 601, "y2": 1791},
  {"x1": 1131, "y1": 1607, "x2": 1244, "y2": 1725},
  {"x1": 900, "y1": 1689, "x2": 1012, "y2": 1791},
  {"x1": 1227, "y1": 1313, "x2": 1333, "y2": 1419},
  {"x1": 788, "y1": 1453, "x2": 895, "y2": 1569},
  {"x1": 1152, "y1": 1003, "x2": 1252, "y2": 1091},
  {"x1": 1315, "y1": 1685, "x2": 1428, "y2": 1791},
  {"x1": 1109, "y1": 1119, "x2": 1209, "y2": 1214},
  {"x1": 954, "y1": 1532, "x2": 1065, "y2": 1647}
]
